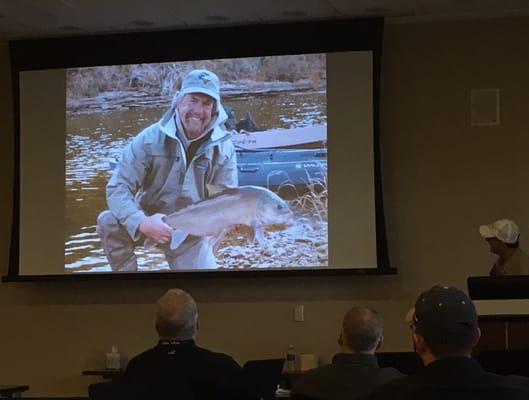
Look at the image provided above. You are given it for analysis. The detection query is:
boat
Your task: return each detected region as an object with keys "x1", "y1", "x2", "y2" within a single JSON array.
[
  {"x1": 107, "y1": 124, "x2": 327, "y2": 191},
  {"x1": 230, "y1": 124, "x2": 326, "y2": 150},
  {"x1": 236, "y1": 147, "x2": 326, "y2": 189},
  {"x1": 231, "y1": 124, "x2": 327, "y2": 190}
]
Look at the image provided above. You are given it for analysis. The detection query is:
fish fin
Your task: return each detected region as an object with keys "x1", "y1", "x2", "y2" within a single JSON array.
[
  {"x1": 254, "y1": 226, "x2": 265, "y2": 248},
  {"x1": 202, "y1": 186, "x2": 240, "y2": 201},
  {"x1": 144, "y1": 238, "x2": 158, "y2": 250},
  {"x1": 170, "y1": 230, "x2": 189, "y2": 250}
]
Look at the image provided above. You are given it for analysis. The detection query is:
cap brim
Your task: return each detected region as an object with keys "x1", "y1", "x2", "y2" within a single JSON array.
[
  {"x1": 181, "y1": 87, "x2": 220, "y2": 103},
  {"x1": 479, "y1": 224, "x2": 497, "y2": 239}
]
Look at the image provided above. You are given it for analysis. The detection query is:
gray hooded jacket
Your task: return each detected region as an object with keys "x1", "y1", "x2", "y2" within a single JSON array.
[{"x1": 106, "y1": 104, "x2": 237, "y2": 241}]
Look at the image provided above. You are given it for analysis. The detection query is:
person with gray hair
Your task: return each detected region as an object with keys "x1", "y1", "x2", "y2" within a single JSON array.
[
  {"x1": 291, "y1": 307, "x2": 403, "y2": 400},
  {"x1": 97, "y1": 69, "x2": 238, "y2": 271},
  {"x1": 154, "y1": 288, "x2": 199, "y2": 340},
  {"x1": 125, "y1": 289, "x2": 243, "y2": 400}
]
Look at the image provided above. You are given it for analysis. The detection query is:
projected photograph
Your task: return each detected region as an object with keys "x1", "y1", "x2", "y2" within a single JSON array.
[{"x1": 65, "y1": 54, "x2": 327, "y2": 273}]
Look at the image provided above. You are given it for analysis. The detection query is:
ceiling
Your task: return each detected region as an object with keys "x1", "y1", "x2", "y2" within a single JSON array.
[{"x1": 0, "y1": 0, "x2": 528, "y2": 40}]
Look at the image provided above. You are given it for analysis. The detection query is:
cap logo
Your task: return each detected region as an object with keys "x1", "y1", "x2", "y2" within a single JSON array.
[{"x1": 197, "y1": 72, "x2": 211, "y2": 85}]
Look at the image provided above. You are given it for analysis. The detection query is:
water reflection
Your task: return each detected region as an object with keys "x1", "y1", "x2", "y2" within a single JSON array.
[{"x1": 65, "y1": 92, "x2": 326, "y2": 272}]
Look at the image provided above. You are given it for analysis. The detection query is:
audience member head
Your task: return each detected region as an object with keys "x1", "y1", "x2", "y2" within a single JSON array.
[
  {"x1": 338, "y1": 307, "x2": 384, "y2": 354},
  {"x1": 407, "y1": 285, "x2": 480, "y2": 365},
  {"x1": 480, "y1": 219, "x2": 520, "y2": 255},
  {"x1": 155, "y1": 288, "x2": 199, "y2": 340}
]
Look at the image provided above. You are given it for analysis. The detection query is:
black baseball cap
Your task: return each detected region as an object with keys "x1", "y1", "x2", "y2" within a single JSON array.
[{"x1": 410, "y1": 286, "x2": 478, "y2": 346}]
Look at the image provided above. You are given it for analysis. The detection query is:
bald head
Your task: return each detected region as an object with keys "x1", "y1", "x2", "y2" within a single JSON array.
[
  {"x1": 340, "y1": 307, "x2": 383, "y2": 354},
  {"x1": 155, "y1": 289, "x2": 198, "y2": 340}
]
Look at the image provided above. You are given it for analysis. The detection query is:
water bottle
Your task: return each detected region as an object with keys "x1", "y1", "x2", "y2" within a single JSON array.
[{"x1": 105, "y1": 345, "x2": 121, "y2": 370}]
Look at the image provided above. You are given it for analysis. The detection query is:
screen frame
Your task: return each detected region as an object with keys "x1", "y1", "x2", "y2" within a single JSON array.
[{"x1": 5, "y1": 18, "x2": 395, "y2": 281}]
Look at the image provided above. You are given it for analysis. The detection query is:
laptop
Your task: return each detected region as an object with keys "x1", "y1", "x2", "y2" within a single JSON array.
[{"x1": 242, "y1": 358, "x2": 285, "y2": 400}]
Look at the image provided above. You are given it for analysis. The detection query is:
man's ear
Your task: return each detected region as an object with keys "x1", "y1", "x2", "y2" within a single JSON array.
[
  {"x1": 412, "y1": 332, "x2": 423, "y2": 353},
  {"x1": 473, "y1": 327, "x2": 481, "y2": 347},
  {"x1": 338, "y1": 327, "x2": 344, "y2": 347},
  {"x1": 376, "y1": 334, "x2": 384, "y2": 351}
]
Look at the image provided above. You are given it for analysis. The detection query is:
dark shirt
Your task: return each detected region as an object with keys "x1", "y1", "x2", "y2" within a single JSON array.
[
  {"x1": 368, "y1": 356, "x2": 529, "y2": 400},
  {"x1": 173, "y1": 114, "x2": 212, "y2": 165},
  {"x1": 125, "y1": 339, "x2": 243, "y2": 400},
  {"x1": 291, "y1": 353, "x2": 404, "y2": 400},
  {"x1": 186, "y1": 133, "x2": 211, "y2": 165}
]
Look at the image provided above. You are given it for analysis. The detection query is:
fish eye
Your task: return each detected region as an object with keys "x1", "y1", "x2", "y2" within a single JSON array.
[{"x1": 277, "y1": 204, "x2": 283, "y2": 210}]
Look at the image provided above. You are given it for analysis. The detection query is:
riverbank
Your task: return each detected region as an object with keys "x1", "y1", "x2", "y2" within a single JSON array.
[{"x1": 67, "y1": 81, "x2": 325, "y2": 115}]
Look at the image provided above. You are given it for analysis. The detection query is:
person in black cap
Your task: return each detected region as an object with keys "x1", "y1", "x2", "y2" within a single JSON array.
[
  {"x1": 291, "y1": 307, "x2": 404, "y2": 400},
  {"x1": 368, "y1": 285, "x2": 529, "y2": 400}
]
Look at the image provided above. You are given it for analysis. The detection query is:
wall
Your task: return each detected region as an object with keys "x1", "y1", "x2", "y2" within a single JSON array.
[{"x1": 1, "y1": 16, "x2": 528, "y2": 396}]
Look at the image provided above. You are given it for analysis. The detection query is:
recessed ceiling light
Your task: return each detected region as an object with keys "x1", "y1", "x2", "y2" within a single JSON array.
[
  {"x1": 58, "y1": 25, "x2": 81, "y2": 31},
  {"x1": 207, "y1": 15, "x2": 231, "y2": 22},
  {"x1": 131, "y1": 19, "x2": 155, "y2": 27},
  {"x1": 282, "y1": 11, "x2": 308, "y2": 17}
]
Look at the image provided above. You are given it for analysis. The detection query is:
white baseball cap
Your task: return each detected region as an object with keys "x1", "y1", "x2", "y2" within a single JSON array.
[{"x1": 479, "y1": 219, "x2": 520, "y2": 244}]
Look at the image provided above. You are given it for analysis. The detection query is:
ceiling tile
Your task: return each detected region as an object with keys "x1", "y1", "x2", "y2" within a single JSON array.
[{"x1": 1, "y1": 0, "x2": 529, "y2": 39}]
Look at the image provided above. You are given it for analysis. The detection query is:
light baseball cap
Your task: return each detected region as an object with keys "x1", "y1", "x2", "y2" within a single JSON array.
[
  {"x1": 180, "y1": 69, "x2": 220, "y2": 103},
  {"x1": 479, "y1": 219, "x2": 520, "y2": 244}
]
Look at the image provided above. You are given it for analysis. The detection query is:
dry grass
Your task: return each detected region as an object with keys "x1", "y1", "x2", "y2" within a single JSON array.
[
  {"x1": 67, "y1": 55, "x2": 326, "y2": 99},
  {"x1": 272, "y1": 166, "x2": 328, "y2": 222}
]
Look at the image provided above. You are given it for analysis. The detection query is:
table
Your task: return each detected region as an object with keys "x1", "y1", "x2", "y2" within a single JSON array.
[
  {"x1": 0, "y1": 385, "x2": 29, "y2": 398},
  {"x1": 82, "y1": 369, "x2": 124, "y2": 379}
]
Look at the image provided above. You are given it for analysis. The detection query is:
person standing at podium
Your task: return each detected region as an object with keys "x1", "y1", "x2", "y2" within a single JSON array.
[{"x1": 479, "y1": 218, "x2": 529, "y2": 276}]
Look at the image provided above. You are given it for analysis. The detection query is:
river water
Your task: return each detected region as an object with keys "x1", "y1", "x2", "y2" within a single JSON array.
[{"x1": 65, "y1": 91, "x2": 327, "y2": 272}]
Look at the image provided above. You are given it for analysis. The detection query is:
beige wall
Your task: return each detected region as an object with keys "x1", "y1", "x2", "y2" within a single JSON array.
[{"x1": 1, "y1": 16, "x2": 528, "y2": 396}]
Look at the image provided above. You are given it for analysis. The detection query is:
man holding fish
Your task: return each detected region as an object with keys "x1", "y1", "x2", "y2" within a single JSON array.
[{"x1": 97, "y1": 69, "x2": 293, "y2": 271}]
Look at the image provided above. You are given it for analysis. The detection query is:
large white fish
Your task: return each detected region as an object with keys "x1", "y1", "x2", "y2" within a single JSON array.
[{"x1": 145, "y1": 186, "x2": 294, "y2": 250}]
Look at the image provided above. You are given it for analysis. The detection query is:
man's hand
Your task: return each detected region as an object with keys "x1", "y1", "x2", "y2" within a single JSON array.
[{"x1": 139, "y1": 213, "x2": 172, "y2": 244}]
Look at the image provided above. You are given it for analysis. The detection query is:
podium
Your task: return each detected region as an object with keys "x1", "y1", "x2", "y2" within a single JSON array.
[
  {"x1": 467, "y1": 276, "x2": 529, "y2": 351},
  {"x1": 474, "y1": 300, "x2": 529, "y2": 352}
]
